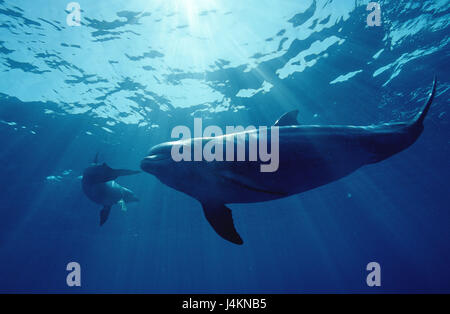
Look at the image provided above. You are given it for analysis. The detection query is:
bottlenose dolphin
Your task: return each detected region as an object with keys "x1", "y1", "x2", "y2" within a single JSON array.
[
  {"x1": 141, "y1": 78, "x2": 437, "y2": 245},
  {"x1": 82, "y1": 154, "x2": 140, "y2": 225}
]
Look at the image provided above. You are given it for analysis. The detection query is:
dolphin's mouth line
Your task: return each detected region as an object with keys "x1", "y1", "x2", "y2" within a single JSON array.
[{"x1": 143, "y1": 154, "x2": 171, "y2": 162}]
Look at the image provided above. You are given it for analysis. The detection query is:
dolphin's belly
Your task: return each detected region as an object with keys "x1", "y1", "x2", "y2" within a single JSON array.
[
  {"x1": 213, "y1": 164, "x2": 361, "y2": 204},
  {"x1": 203, "y1": 139, "x2": 367, "y2": 203},
  {"x1": 164, "y1": 154, "x2": 365, "y2": 205}
]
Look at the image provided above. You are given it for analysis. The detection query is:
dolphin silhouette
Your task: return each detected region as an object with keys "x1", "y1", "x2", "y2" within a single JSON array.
[
  {"x1": 82, "y1": 155, "x2": 140, "y2": 225},
  {"x1": 141, "y1": 78, "x2": 437, "y2": 245}
]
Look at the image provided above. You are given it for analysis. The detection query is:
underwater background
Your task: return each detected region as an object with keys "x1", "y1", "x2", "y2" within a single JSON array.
[{"x1": 0, "y1": 0, "x2": 449, "y2": 293}]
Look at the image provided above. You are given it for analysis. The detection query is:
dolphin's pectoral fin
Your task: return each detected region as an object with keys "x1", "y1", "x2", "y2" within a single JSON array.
[
  {"x1": 201, "y1": 203, "x2": 243, "y2": 245},
  {"x1": 100, "y1": 205, "x2": 112, "y2": 226},
  {"x1": 118, "y1": 199, "x2": 127, "y2": 212},
  {"x1": 219, "y1": 173, "x2": 288, "y2": 197},
  {"x1": 274, "y1": 110, "x2": 299, "y2": 126}
]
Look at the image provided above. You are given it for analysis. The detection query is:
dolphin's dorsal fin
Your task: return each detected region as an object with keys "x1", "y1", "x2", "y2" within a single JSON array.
[
  {"x1": 274, "y1": 110, "x2": 299, "y2": 126},
  {"x1": 201, "y1": 202, "x2": 243, "y2": 245}
]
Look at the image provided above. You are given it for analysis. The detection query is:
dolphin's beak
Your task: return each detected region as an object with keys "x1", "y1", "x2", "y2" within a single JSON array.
[
  {"x1": 141, "y1": 143, "x2": 175, "y2": 173},
  {"x1": 140, "y1": 154, "x2": 171, "y2": 173}
]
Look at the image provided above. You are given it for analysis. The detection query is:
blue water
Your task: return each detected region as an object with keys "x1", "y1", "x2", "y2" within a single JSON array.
[{"x1": 0, "y1": 0, "x2": 449, "y2": 293}]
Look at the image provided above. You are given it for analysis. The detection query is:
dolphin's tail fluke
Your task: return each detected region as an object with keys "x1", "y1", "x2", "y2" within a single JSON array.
[
  {"x1": 85, "y1": 163, "x2": 140, "y2": 184},
  {"x1": 111, "y1": 168, "x2": 141, "y2": 178},
  {"x1": 100, "y1": 205, "x2": 112, "y2": 226},
  {"x1": 412, "y1": 77, "x2": 437, "y2": 127}
]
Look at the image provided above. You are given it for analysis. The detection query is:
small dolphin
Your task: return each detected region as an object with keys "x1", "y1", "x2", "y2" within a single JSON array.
[
  {"x1": 82, "y1": 154, "x2": 140, "y2": 225},
  {"x1": 141, "y1": 78, "x2": 437, "y2": 245}
]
